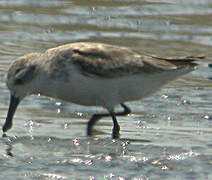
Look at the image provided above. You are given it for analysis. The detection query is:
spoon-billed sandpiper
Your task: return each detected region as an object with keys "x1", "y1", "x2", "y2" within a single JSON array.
[{"x1": 2, "y1": 42, "x2": 204, "y2": 138}]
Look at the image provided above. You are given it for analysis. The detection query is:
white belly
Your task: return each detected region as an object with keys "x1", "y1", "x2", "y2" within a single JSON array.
[{"x1": 38, "y1": 66, "x2": 192, "y2": 111}]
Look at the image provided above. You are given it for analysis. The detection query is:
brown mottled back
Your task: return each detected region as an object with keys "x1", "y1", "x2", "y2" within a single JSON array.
[{"x1": 43, "y1": 42, "x2": 204, "y2": 78}]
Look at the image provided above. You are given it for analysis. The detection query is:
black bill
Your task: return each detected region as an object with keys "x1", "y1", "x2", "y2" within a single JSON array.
[{"x1": 2, "y1": 95, "x2": 20, "y2": 133}]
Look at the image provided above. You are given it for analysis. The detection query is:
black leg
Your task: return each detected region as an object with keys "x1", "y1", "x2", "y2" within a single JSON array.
[
  {"x1": 87, "y1": 103, "x2": 131, "y2": 138},
  {"x1": 111, "y1": 113, "x2": 120, "y2": 139},
  {"x1": 117, "y1": 103, "x2": 131, "y2": 116},
  {"x1": 87, "y1": 113, "x2": 107, "y2": 136}
]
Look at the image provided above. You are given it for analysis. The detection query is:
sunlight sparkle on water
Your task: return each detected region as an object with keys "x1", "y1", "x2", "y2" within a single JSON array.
[
  {"x1": 104, "y1": 155, "x2": 112, "y2": 162},
  {"x1": 203, "y1": 114, "x2": 212, "y2": 120},
  {"x1": 167, "y1": 150, "x2": 199, "y2": 161},
  {"x1": 76, "y1": 112, "x2": 83, "y2": 117},
  {"x1": 56, "y1": 108, "x2": 61, "y2": 113},
  {"x1": 161, "y1": 94, "x2": 168, "y2": 99},
  {"x1": 71, "y1": 158, "x2": 83, "y2": 164},
  {"x1": 63, "y1": 123, "x2": 69, "y2": 129},
  {"x1": 180, "y1": 99, "x2": 191, "y2": 106},
  {"x1": 137, "y1": 120, "x2": 149, "y2": 129},
  {"x1": 55, "y1": 102, "x2": 62, "y2": 113},
  {"x1": 129, "y1": 156, "x2": 137, "y2": 162},
  {"x1": 55, "y1": 102, "x2": 62, "y2": 106},
  {"x1": 25, "y1": 120, "x2": 40, "y2": 133},
  {"x1": 72, "y1": 138, "x2": 80, "y2": 146},
  {"x1": 89, "y1": 176, "x2": 95, "y2": 180},
  {"x1": 42, "y1": 173, "x2": 66, "y2": 179}
]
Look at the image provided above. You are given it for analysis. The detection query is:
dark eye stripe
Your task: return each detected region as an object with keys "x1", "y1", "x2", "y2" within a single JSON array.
[
  {"x1": 15, "y1": 68, "x2": 23, "y2": 74},
  {"x1": 14, "y1": 65, "x2": 36, "y2": 85},
  {"x1": 14, "y1": 78, "x2": 23, "y2": 85}
]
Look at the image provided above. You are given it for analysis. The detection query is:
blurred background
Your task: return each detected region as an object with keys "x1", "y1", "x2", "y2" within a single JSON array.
[{"x1": 0, "y1": 0, "x2": 212, "y2": 179}]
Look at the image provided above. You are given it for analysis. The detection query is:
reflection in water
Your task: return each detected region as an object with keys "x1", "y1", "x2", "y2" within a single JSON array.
[
  {"x1": 0, "y1": 134, "x2": 204, "y2": 179},
  {"x1": 5, "y1": 143, "x2": 13, "y2": 157},
  {"x1": 2, "y1": 134, "x2": 152, "y2": 159},
  {"x1": 2, "y1": 135, "x2": 134, "y2": 157}
]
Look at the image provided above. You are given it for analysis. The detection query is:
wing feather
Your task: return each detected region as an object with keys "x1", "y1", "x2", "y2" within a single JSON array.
[{"x1": 45, "y1": 42, "x2": 204, "y2": 78}]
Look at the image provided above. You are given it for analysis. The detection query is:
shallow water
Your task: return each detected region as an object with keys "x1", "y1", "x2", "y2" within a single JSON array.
[{"x1": 0, "y1": 0, "x2": 212, "y2": 179}]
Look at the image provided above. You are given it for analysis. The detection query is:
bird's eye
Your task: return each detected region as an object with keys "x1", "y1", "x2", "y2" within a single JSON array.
[
  {"x1": 14, "y1": 68, "x2": 25, "y2": 84},
  {"x1": 14, "y1": 66, "x2": 36, "y2": 85},
  {"x1": 15, "y1": 68, "x2": 22, "y2": 75}
]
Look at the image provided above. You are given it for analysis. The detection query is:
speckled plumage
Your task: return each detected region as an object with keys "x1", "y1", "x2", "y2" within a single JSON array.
[
  {"x1": 42, "y1": 42, "x2": 198, "y2": 78},
  {"x1": 3, "y1": 42, "x2": 204, "y2": 138}
]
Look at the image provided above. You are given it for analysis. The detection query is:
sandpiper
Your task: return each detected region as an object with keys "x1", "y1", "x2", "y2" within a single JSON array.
[{"x1": 2, "y1": 42, "x2": 204, "y2": 138}]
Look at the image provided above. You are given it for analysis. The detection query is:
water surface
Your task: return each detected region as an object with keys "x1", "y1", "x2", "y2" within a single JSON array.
[{"x1": 0, "y1": 0, "x2": 212, "y2": 179}]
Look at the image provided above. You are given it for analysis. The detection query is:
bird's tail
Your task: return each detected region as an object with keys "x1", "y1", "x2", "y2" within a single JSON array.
[
  {"x1": 142, "y1": 54, "x2": 205, "y2": 71},
  {"x1": 152, "y1": 55, "x2": 205, "y2": 67}
]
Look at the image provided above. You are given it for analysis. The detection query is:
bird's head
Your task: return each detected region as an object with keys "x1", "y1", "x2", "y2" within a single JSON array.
[{"x1": 3, "y1": 53, "x2": 40, "y2": 134}]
